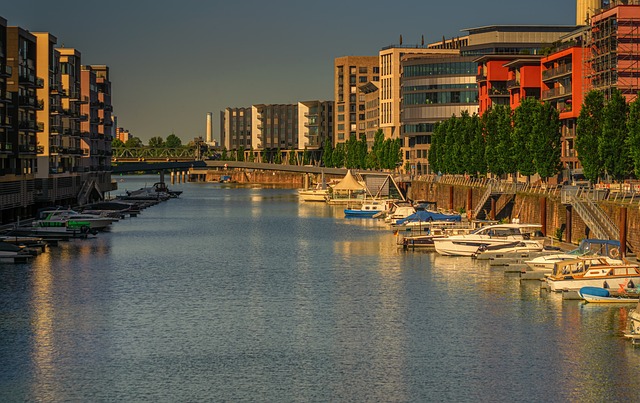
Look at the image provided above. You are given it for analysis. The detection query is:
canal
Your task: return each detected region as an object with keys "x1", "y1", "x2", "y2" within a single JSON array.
[{"x1": 1, "y1": 175, "x2": 639, "y2": 401}]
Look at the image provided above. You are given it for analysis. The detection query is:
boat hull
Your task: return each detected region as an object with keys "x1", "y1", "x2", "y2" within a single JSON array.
[{"x1": 547, "y1": 275, "x2": 640, "y2": 292}]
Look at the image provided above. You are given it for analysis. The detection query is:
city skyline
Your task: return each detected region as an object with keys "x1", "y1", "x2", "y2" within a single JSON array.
[{"x1": 3, "y1": 0, "x2": 574, "y2": 143}]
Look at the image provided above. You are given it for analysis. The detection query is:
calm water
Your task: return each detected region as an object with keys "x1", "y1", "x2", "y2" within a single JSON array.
[{"x1": 1, "y1": 175, "x2": 640, "y2": 402}]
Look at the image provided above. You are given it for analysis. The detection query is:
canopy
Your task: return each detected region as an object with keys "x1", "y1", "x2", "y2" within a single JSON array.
[
  {"x1": 397, "y1": 210, "x2": 462, "y2": 225},
  {"x1": 332, "y1": 170, "x2": 367, "y2": 192}
]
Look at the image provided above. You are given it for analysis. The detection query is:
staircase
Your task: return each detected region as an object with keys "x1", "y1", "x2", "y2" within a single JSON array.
[
  {"x1": 472, "y1": 181, "x2": 517, "y2": 220},
  {"x1": 77, "y1": 178, "x2": 97, "y2": 206},
  {"x1": 567, "y1": 194, "x2": 613, "y2": 240}
]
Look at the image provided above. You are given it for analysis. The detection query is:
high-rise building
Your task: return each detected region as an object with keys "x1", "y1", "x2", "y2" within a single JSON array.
[
  {"x1": 577, "y1": 0, "x2": 604, "y2": 25},
  {"x1": 206, "y1": 112, "x2": 212, "y2": 143},
  {"x1": 251, "y1": 103, "x2": 298, "y2": 151},
  {"x1": 297, "y1": 100, "x2": 333, "y2": 152},
  {"x1": 333, "y1": 56, "x2": 379, "y2": 145}
]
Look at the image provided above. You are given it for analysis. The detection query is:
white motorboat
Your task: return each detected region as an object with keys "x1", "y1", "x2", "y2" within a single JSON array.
[
  {"x1": 472, "y1": 239, "x2": 547, "y2": 259},
  {"x1": 624, "y1": 299, "x2": 640, "y2": 343},
  {"x1": 384, "y1": 204, "x2": 416, "y2": 223},
  {"x1": 524, "y1": 239, "x2": 622, "y2": 272},
  {"x1": 433, "y1": 223, "x2": 542, "y2": 257},
  {"x1": 545, "y1": 256, "x2": 640, "y2": 292}
]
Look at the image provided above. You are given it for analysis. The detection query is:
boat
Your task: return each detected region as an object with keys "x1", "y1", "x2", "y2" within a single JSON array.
[
  {"x1": 80, "y1": 200, "x2": 141, "y2": 218},
  {"x1": 0, "y1": 240, "x2": 33, "y2": 262},
  {"x1": 391, "y1": 210, "x2": 463, "y2": 231},
  {"x1": 545, "y1": 256, "x2": 640, "y2": 292},
  {"x1": 298, "y1": 183, "x2": 330, "y2": 202},
  {"x1": 383, "y1": 203, "x2": 416, "y2": 223},
  {"x1": 433, "y1": 223, "x2": 542, "y2": 257},
  {"x1": 472, "y1": 239, "x2": 548, "y2": 259},
  {"x1": 152, "y1": 182, "x2": 182, "y2": 197},
  {"x1": 36, "y1": 208, "x2": 117, "y2": 231},
  {"x1": 578, "y1": 286, "x2": 639, "y2": 303},
  {"x1": 624, "y1": 299, "x2": 640, "y2": 343},
  {"x1": 524, "y1": 239, "x2": 622, "y2": 272},
  {"x1": 344, "y1": 200, "x2": 392, "y2": 218}
]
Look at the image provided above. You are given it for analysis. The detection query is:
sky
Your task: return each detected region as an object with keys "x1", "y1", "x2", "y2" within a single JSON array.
[{"x1": 3, "y1": 0, "x2": 575, "y2": 143}]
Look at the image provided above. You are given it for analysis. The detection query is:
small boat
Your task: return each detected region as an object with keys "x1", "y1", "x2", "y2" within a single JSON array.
[
  {"x1": 524, "y1": 239, "x2": 622, "y2": 272},
  {"x1": 472, "y1": 239, "x2": 549, "y2": 259},
  {"x1": 545, "y1": 256, "x2": 640, "y2": 292},
  {"x1": 624, "y1": 299, "x2": 640, "y2": 343},
  {"x1": 153, "y1": 182, "x2": 182, "y2": 197},
  {"x1": 433, "y1": 223, "x2": 541, "y2": 257},
  {"x1": 80, "y1": 200, "x2": 141, "y2": 218},
  {"x1": 578, "y1": 286, "x2": 639, "y2": 303},
  {"x1": 0, "y1": 240, "x2": 33, "y2": 262},
  {"x1": 36, "y1": 208, "x2": 117, "y2": 231},
  {"x1": 298, "y1": 183, "x2": 330, "y2": 202},
  {"x1": 344, "y1": 200, "x2": 391, "y2": 218},
  {"x1": 384, "y1": 203, "x2": 416, "y2": 223}
]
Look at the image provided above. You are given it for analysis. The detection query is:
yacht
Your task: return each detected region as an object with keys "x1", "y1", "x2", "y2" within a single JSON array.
[
  {"x1": 36, "y1": 208, "x2": 118, "y2": 231},
  {"x1": 545, "y1": 256, "x2": 640, "y2": 292},
  {"x1": 433, "y1": 223, "x2": 542, "y2": 257}
]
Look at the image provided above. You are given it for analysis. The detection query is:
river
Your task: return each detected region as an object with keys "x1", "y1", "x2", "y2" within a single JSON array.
[{"x1": 1, "y1": 174, "x2": 639, "y2": 402}]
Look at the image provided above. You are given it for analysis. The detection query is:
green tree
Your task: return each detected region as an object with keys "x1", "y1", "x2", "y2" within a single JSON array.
[
  {"x1": 125, "y1": 136, "x2": 143, "y2": 148},
  {"x1": 468, "y1": 113, "x2": 486, "y2": 176},
  {"x1": 601, "y1": 89, "x2": 631, "y2": 180},
  {"x1": 370, "y1": 129, "x2": 385, "y2": 170},
  {"x1": 429, "y1": 121, "x2": 445, "y2": 174},
  {"x1": 332, "y1": 143, "x2": 345, "y2": 168},
  {"x1": 576, "y1": 90, "x2": 605, "y2": 183},
  {"x1": 533, "y1": 101, "x2": 562, "y2": 180},
  {"x1": 288, "y1": 147, "x2": 296, "y2": 165},
  {"x1": 111, "y1": 138, "x2": 124, "y2": 148},
  {"x1": 148, "y1": 136, "x2": 164, "y2": 148},
  {"x1": 322, "y1": 141, "x2": 333, "y2": 168},
  {"x1": 344, "y1": 134, "x2": 358, "y2": 168},
  {"x1": 165, "y1": 133, "x2": 182, "y2": 148},
  {"x1": 483, "y1": 105, "x2": 512, "y2": 177},
  {"x1": 627, "y1": 94, "x2": 640, "y2": 177},
  {"x1": 303, "y1": 148, "x2": 310, "y2": 165},
  {"x1": 274, "y1": 147, "x2": 282, "y2": 164},
  {"x1": 221, "y1": 148, "x2": 228, "y2": 160},
  {"x1": 512, "y1": 98, "x2": 537, "y2": 178},
  {"x1": 358, "y1": 134, "x2": 368, "y2": 169},
  {"x1": 248, "y1": 147, "x2": 255, "y2": 162}
]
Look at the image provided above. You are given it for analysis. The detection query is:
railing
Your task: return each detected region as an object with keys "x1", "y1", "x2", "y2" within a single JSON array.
[
  {"x1": 542, "y1": 86, "x2": 571, "y2": 100},
  {"x1": 472, "y1": 185, "x2": 492, "y2": 220},
  {"x1": 542, "y1": 63, "x2": 572, "y2": 81}
]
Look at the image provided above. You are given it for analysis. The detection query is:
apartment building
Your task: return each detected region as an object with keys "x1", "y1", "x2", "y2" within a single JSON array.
[
  {"x1": 220, "y1": 107, "x2": 251, "y2": 151},
  {"x1": 251, "y1": 103, "x2": 298, "y2": 153},
  {"x1": 358, "y1": 81, "x2": 379, "y2": 148},
  {"x1": 401, "y1": 54, "x2": 479, "y2": 175},
  {"x1": 468, "y1": 25, "x2": 578, "y2": 115},
  {"x1": 2, "y1": 25, "x2": 39, "y2": 221},
  {"x1": 297, "y1": 100, "x2": 333, "y2": 152},
  {"x1": 333, "y1": 56, "x2": 379, "y2": 145},
  {"x1": 541, "y1": 28, "x2": 586, "y2": 176}
]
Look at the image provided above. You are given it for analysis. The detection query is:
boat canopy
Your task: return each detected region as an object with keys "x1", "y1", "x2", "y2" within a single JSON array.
[{"x1": 396, "y1": 210, "x2": 461, "y2": 225}]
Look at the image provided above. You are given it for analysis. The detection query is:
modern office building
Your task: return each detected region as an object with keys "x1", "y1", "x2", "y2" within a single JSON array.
[
  {"x1": 358, "y1": 81, "x2": 379, "y2": 147},
  {"x1": 379, "y1": 46, "x2": 457, "y2": 142},
  {"x1": 333, "y1": 56, "x2": 379, "y2": 145},
  {"x1": 401, "y1": 54, "x2": 479, "y2": 175},
  {"x1": 220, "y1": 107, "x2": 252, "y2": 152}
]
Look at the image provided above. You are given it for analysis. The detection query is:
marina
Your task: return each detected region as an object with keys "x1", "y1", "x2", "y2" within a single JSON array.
[{"x1": 1, "y1": 175, "x2": 640, "y2": 401}]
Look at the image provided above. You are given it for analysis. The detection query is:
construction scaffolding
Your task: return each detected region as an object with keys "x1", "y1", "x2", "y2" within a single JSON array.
[{"x1": 583, "y1": 6, "x2": 640, "y2": 101}]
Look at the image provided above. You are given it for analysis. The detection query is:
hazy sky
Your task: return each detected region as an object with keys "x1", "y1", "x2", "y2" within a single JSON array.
[{"x1": 3, "y1": 0, "x2": 575, "y2": 143}]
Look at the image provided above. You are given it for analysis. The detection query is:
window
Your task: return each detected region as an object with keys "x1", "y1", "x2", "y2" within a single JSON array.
[
  {"x1": 359, "y1": 76, "x2": 368, "y2": 83},
  {"x1": 338, "y1": 105, "x2": 344, "y2": 112},
  {"x1": 359, "y1": 67, "x2": 367, "y2": 74}
]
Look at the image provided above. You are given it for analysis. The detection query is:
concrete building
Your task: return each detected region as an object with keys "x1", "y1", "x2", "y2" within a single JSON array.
[
  {"x1": 577, "y1": 0, "x2": 604, "y2": 25},
  {"x1": 251, "y1": 103, "x2": 298, "y2": 154},
  {"x1": 2, "y1": 25, "x2": 39, "y2": 221},
  {"x1": 297, "y1": 100, "x2": 333, "y2": 152},
  {"x1": 359, "y1": 81, "x2": 379, "y2": 148},
  {"x1": 333, "y1": 56, "x2": 379, "y2": 145},
  {"x1": 220, "y1": 107, "x2": 252, "y2": 152},
  {"x1": 401, "y1": 54, "x2": 479, "y2": 175}
]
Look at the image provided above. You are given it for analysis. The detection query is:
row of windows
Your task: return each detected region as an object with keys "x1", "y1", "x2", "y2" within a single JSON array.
[
  {"x1": 403, "y1": 62, "x2": 476, "y2": 77},
  {"x1": 404, "y1": 83, "x2": 477, "y2": 91},
  {"x1": 404, "y1": 91, "x2": 479, "y2": 105}
]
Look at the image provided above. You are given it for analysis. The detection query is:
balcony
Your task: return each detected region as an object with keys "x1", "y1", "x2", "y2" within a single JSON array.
[
  {"x1": 35, "y1": 77, "x2": 45, "y2": 88},
  {"x1": 0, "y1": 90, "x2": 12, "y2": 104},
  {"x1": 18, "y1": 120, "x2": 37, "y2": 131},
  {"x1": 476, "y1": 73, "x2": 487, "y2": 81},
  {"x1": 542, "y1": 64, "x2": 572, "y2": 82},
  {"x1": 0, "y1": 142, "x2": 13, "y2": 152},
  {"x1": 18, "y1": 144, "x2": 36, "y2": 153},
  {"x1": 18, "y1": 95, "x2": 38, "y2": 109},
  {"x1": 37, "y1": 121, "x2": 45, "y2": 132},
  {"x1": 488, "y1": 87, "x2": 509, "y2": 97},
  {"x1": 542, "y1": 86, "x2": 572, "y2": 100},
  {"x1": 0, "y1": 63, "x2": 11, "y2": 78},
  {"x1": 0, "y1": 115, "x2": 11, "y2": 128},
  {"x1": 506, "y1": 79, "x2": 520, "y2": 89}
]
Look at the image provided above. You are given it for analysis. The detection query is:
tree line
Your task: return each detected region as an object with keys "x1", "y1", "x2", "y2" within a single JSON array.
[
  {"x1": 112, "y1": 134, "x2": 183, "y2": 148},
  {"x1": 429, "y1": 88, "x2": 640, "y2": 184},
  {"x1": 429, "y1": 99, "x2": 562, "y2": 181}
]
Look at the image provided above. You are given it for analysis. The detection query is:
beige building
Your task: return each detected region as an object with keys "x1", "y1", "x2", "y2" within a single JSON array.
[
  {"x1": 577, "y1": 0, "x2": 603, "y2": 25},
  {"x1": 297, "y1": 100, "x2": 333, "y2": 151},
  {"x1": 333, "y1": 56, "x2": 379, "y2": 146},
  {"x1": 359, "y1": 81, "x2": 379, "y2": 148},
  {"x1": 379, "y1": 46, "x2": 458, "y2": 141},
  {"x1": 220, "y1": 107, "x2": 252, "y2": 152}
]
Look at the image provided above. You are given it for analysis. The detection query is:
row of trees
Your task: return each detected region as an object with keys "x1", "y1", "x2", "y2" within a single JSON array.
[
  {"x1": 322, "y1": 130, "x2": 402, "y2": 169},
  {"x1": 429, "y1": 98, "x2": 562, "y2": 180},
  {"x1": 576, "y1": 89, "x2": 640, "y2": 182},
  {"x1": 112, "y1": 134, "x2": 183, "y2": 148}
]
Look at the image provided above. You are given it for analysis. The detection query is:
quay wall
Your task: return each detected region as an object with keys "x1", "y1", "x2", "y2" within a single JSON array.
[{"x1": 409, "y1": 181, "x2": 640, "y2": 252}]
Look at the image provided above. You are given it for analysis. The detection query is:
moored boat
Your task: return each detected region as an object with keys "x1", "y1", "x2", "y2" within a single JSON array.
[
  {"x1": 524, "y1": 239, "x2": 622, "y2": 272},
  {"x1": 344, "y1": 200, "x2": 392, "y2": 218},
  {"x1": 433, "y1": 223, "x2": 542, "y2": 257},
  {"x1": 578, "y1": 286, "x2": 639, "y2": 303},
  {"x1": 545, "y1": 256, "x2": 640, "y2": 292}
]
